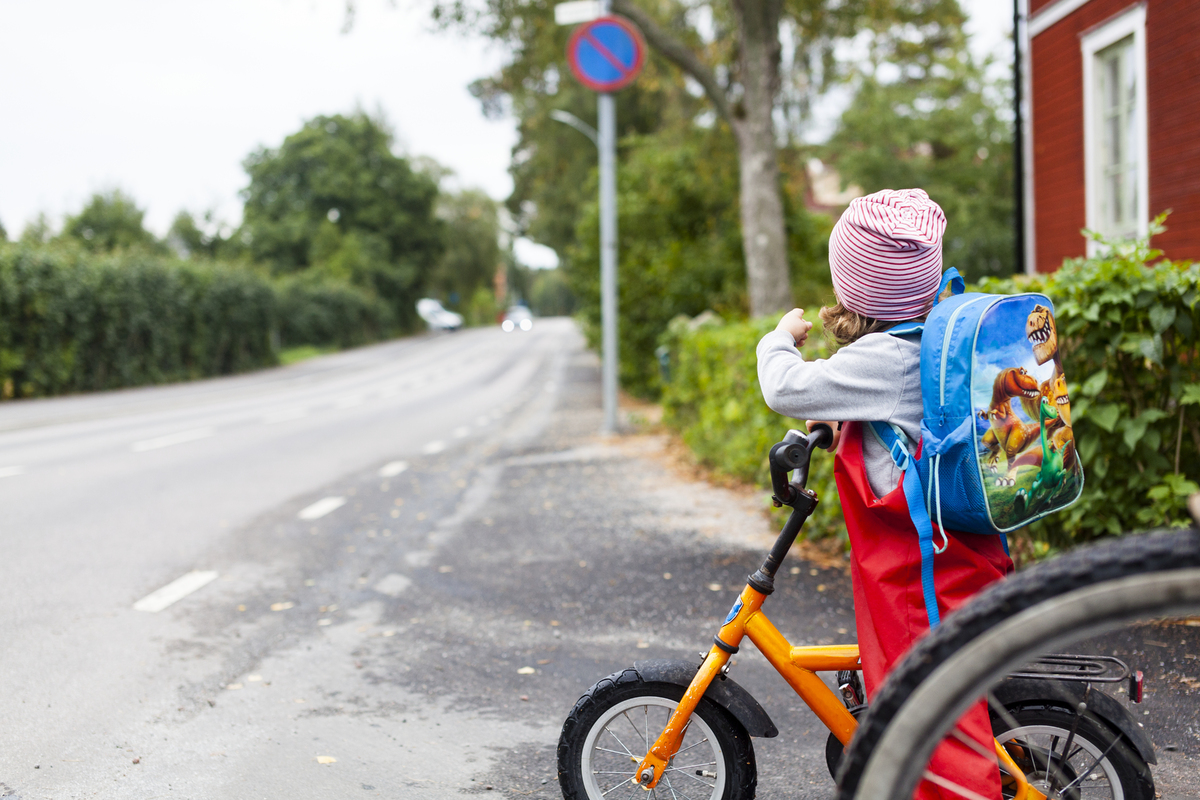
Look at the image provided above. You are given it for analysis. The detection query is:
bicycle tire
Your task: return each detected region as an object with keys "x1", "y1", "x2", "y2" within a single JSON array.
[
  {"x1": 836, "y1": 527, "x2": 1200, "y2": 800},
  {"x1": 558, "y1": 667, "x2": 757, "y2": 800}
]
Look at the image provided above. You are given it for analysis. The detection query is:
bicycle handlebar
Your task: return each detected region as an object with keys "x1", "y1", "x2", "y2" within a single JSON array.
[
  {"x1": 768, "y1": 424, "x2": 834, "y2": 506},
  {"x1": 750, "y1": 424, "x2": 836, "y2": 596}
]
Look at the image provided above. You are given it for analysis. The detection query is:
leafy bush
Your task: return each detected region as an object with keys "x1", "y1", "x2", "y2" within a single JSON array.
[
  {"x1": 662, "y1": 223, "x2": 1200, "y2": 551},
  {"x1": 275, "y1": 275, "x2": 394, "y2": 349},
  {"x1": 979, "y1": 220, "x2": 1200, "y2": 545},
  {"x1": 0, "y1": 244, "x2": 276, "y2": 398},
  {"x1": 660, "y1": 313, "x2": 845, "y2": 541}
]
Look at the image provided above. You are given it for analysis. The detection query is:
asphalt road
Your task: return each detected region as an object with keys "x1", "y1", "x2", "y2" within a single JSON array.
[{"x1": 1, "y1": 318, "x2": 1196, "y2": 799}]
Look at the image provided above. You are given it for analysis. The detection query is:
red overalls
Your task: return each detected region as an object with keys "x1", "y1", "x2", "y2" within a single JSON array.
[{"x1": 834, "y1": 421, "x2": 1014, "y2": 800}]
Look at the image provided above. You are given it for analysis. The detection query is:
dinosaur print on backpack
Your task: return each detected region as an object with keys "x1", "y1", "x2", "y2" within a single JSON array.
[{"x1": 970, "y1": 296, "x2": 1084, "y2": 529}]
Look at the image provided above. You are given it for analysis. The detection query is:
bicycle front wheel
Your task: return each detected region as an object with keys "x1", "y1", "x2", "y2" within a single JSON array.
[
  {"x1": 837, "y1": 527, "x2": 1200, "y2": 800},
  {"x1": 558, "y1": 668, "x2": 756, "y2": 800}
]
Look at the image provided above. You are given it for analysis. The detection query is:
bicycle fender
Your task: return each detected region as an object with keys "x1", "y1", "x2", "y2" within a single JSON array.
[
  {"x1": 992, "y1": 678, "x2": 1156, "y2": 765},
  {"x1": 633, "y1": 659, "x2": 779, "y2": 738}
]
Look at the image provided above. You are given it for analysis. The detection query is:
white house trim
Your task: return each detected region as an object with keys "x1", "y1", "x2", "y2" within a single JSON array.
[
  {"x1": 1020, "y1": 0, "x2": 1038, "y2": 274},
  {"x1": 1080, "y1": 3, "x2": 1149, "y2": 254},
  {"x1": 1030, "y1": 0, "x2": 1091, "y2": 37}
]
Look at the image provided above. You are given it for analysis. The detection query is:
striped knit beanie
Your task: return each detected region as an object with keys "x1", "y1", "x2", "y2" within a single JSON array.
[{"x1": 829, "y1": 188, "x2": 947, "y2": 321}]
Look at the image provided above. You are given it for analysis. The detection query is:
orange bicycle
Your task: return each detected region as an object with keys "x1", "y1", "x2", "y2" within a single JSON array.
[{"x1": 557, "y1": 425, "x2": 1154, "y2": 800}]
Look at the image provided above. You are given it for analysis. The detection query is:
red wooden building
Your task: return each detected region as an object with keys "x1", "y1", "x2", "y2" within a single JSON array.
[{"x1": 1023, "y1": 0, "x2": 1200, "y2": 273}]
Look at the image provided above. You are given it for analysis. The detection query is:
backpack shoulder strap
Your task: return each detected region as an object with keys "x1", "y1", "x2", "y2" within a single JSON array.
[{"x1": 868, "y1": 420, "x2": 943, "y2": 629}]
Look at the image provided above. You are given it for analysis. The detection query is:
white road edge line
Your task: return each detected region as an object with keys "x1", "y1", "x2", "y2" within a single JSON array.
[
  {"x1": 0, "y1": 466, "x2": 25, "y2": 478},
  {"x1": 133, "y1": 570, "x2": 219, "y2": 613},
  {"x1": 131, "y1": 427, "x2": 216, "y2": 453},
  {"x1": 298, "y1": 496, "x2": 346, "y2": 520},
  {"x1": 379, "y1": 461, "x2": 409, "y2": 477},
  {"x1": 422, "y1": 440, "x2": 446, "y2": 455}
]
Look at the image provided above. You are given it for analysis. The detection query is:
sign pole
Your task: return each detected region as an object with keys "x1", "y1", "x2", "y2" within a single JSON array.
[
  {"x1": 559, "y1": 3, "x2": 644, "y2": 435},
  {"x1": 598, "y1": 91, "x2": 618, "y2": 435}
]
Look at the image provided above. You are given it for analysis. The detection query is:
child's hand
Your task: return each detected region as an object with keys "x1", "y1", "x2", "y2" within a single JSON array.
[
  {"x1": 776, "y1": 308, "x2": 813, "y2": 347},
  {"x1": 806, "y1": 420, "x2": 841, "y2": 451}
]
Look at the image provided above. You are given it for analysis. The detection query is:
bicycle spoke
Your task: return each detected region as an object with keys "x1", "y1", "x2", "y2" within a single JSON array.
[
  {"x1": 644, "y1": 704, "x2": 650, "y2": 754},
  {"x1": 671, "y1": 736, "x2": 710, "y2": 758},
  {"x1": 604, "y1": 727, "x2": 636, "y2": 758},
  {"x1": 661, "y1": 772, "x2": 682, "y2": 800},
  {"x1": 1055, "y1": 734, "x2": 1122, "y2": 794},
  {"x1": 622, "y1": 710, "x2": 644, "y2": 744},
  {"x1": 948, "y1": 727, "x2": 1000, "y2": 767},
  {"x1": 920, "y1": 770, "x2": 998, "y2": 800},
  {"x1": 665, "y1": 761, "x2": 717, "y2": 771},
  {"x1": 600, "y1": 776, "x2": 635, "y2": 797},
  {"x1": 595, "y1": 746, "x2": 635, "y2": 758}
]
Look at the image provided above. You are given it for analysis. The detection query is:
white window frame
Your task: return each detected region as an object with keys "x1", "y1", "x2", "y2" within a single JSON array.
[{"x1": 1081, "y1": 3, "x2": 1149, "y2": 254}]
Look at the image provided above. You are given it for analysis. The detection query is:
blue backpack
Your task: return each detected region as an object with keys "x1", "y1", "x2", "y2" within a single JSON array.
[{"x1": 869, "y1": 268, "x2": 1085, "y2": 627}]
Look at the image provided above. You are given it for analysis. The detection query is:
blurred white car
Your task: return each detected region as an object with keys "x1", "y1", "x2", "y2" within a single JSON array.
[
  {"x1": 416, "y1": 298, "x2": 463, "y2": 331},
  {"x1": 501, "y1": 305, "x2": 533, "y2": 332}
]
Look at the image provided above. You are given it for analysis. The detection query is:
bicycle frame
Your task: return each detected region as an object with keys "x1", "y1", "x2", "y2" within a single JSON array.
[{"x1": 631, "y1": 428, "x2": 1046, "y2": 800}]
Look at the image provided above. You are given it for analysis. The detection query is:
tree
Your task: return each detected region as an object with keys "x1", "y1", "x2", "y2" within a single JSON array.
[
  {"x1": 61, "y1": 189, "x2": 164, "y2": 253},
  {"x1": 826, "y1": 43, "x2": 1015, "y2": 279},
  {"x1": 240, "y1": 112, "x2": 444, "y2": 327},
  {"x1": 427, "y1": 188, "x2": 502, "y2": 308},
  {"x1": 568, "y1": 121, "x2": 828, "y2": 394},
  {"x1": 433, "y1": 0, "x2": 968, "y2": 317},
  {"x1": 167, "y1": 210, "x2": 239, "y2": 261}
]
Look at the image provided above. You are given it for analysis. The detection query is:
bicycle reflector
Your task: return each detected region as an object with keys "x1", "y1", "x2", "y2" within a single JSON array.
[{"x1": 1129, "y1": 670, "x2": 1144, "y2": 703}]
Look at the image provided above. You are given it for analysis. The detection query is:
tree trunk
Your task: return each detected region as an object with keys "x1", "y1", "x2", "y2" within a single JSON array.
[
  {"x1": 731, "y1": 0, "x2": 791, "y2": 318},
  {"x1": 612, "y1": 0, "x2": 793, "y2": 317}
]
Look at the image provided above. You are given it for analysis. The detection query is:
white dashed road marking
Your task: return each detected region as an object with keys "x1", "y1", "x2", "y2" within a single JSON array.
[
  {"x1": 379, "y1": 461, "x2": 409, "y2": 477},
  {"x1": 298, "y1": 496, "x2": 346, "y2": 520},
  {"x1": 133, "y1": 570, "x2": 219, "y2": 612},
  {"x1": 131, "y1": 427, "x2": 216, "y2": 452},
  {"x1": 421, "y1": 440, "x2": 446, "y2": 455},
  {"x1": 0, "y1": 466, "x2": 25, "y2": 478}
]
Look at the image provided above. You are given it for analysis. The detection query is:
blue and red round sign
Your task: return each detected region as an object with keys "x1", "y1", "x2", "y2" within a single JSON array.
[{"x1": 566, "y1": 16, "x2": 646, "y2": 93}]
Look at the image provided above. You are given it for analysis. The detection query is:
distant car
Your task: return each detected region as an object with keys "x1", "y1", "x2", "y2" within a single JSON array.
[
  {"x1": 416, "y1": 298, "x2": 463, "y2": 331},
  {"x1": 501, "y1": 305, "x2": 533, "y2": 332}
]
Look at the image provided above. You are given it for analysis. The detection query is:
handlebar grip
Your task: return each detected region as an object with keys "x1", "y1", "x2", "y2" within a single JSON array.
[{"x1": 809, "y1": 423, "x2": 835, "y2": 451}]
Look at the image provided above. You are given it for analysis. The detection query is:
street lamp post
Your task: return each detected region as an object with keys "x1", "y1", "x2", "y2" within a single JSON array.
[{"x1": 549, "y1": 105, "x2": 618, "y2": 436}]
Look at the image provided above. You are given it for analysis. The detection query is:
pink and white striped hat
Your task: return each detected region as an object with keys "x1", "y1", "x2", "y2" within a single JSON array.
[{"x1": 829, "y1": 188, "x2": 947, "y2": 321}]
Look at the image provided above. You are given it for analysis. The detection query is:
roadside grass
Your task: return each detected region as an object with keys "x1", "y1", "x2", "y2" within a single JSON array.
[{"x1": 278, "y1": 345, "x2": 338, "y2": 366}]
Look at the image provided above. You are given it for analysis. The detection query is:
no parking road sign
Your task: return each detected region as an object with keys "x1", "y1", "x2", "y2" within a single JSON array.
[{"x1": 566, "y1": 16, "x2": 645, "y2": 93}]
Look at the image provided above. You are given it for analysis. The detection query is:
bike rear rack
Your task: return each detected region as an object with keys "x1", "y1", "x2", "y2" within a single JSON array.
[{"x1": 1009, "y1": 653, "x2": 1130, "y2": 683}]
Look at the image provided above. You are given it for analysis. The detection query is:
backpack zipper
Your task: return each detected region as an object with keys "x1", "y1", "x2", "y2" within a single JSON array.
[{"x1": 938, "y1": 296, "x2": 989, "y2": 423}]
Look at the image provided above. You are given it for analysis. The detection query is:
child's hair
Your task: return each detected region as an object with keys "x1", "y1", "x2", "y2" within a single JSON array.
[
  {"x1": 819, "y1": 292, "x2": 941, "y2": 348},
  {"x1": 819, "y1": 302, "x2": 894, "y2": 347}
]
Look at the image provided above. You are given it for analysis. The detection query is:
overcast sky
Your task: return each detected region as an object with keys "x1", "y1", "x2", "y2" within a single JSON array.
[{"x1": 0, "y1": 0, "x2": 1014, "y2": 264}]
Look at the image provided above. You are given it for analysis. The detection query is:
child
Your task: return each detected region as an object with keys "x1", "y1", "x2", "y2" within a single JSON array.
[{"x1": 757, "y1": 189, "x2": 1013, "y2": 799}]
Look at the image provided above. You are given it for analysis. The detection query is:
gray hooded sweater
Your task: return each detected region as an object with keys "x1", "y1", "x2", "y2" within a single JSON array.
[{"x1": 756, "y1": 328, "x2": 924, "y2": 498}]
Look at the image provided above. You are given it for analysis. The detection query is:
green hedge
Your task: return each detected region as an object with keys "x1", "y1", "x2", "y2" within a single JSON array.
[
  {"x1": 660, "y1": 313, "x2": 846, "y2": 541},
  {"x1": 979, "y1": 223, "x2": 1200, "y2": 549},
  {"x1": 662, "y1": 228, "x2": 1199, "y2": 552},
  {"x1": 0, "y1": 244, "x2": 401, "y2": 400},
  {"x1": 275, "y1": 274, "x2": 394, "y2": 349},
  {"x1": 0, "y1": 244, "x2": 277, "y2": 398}
]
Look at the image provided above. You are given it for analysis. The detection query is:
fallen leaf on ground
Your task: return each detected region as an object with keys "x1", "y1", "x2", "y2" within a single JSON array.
[
  {"x1": 226, "y1": 683, "x2": 243, "y2": 690},
  {"x1": 318, "y1": 619, "x2": 332, "y2": 626},
  {"x1": 248, "y1": 675, "x2": 262, "y2": 682},
  {"x1": 517, "y1": 666, "x2": 536, "y2": 675},
  {"x1": 316, "y1": 756, "x2": 336, "y2": 764},
  {"x1": 270, "y1": 602, "x2": 294, "y2": 611}
]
